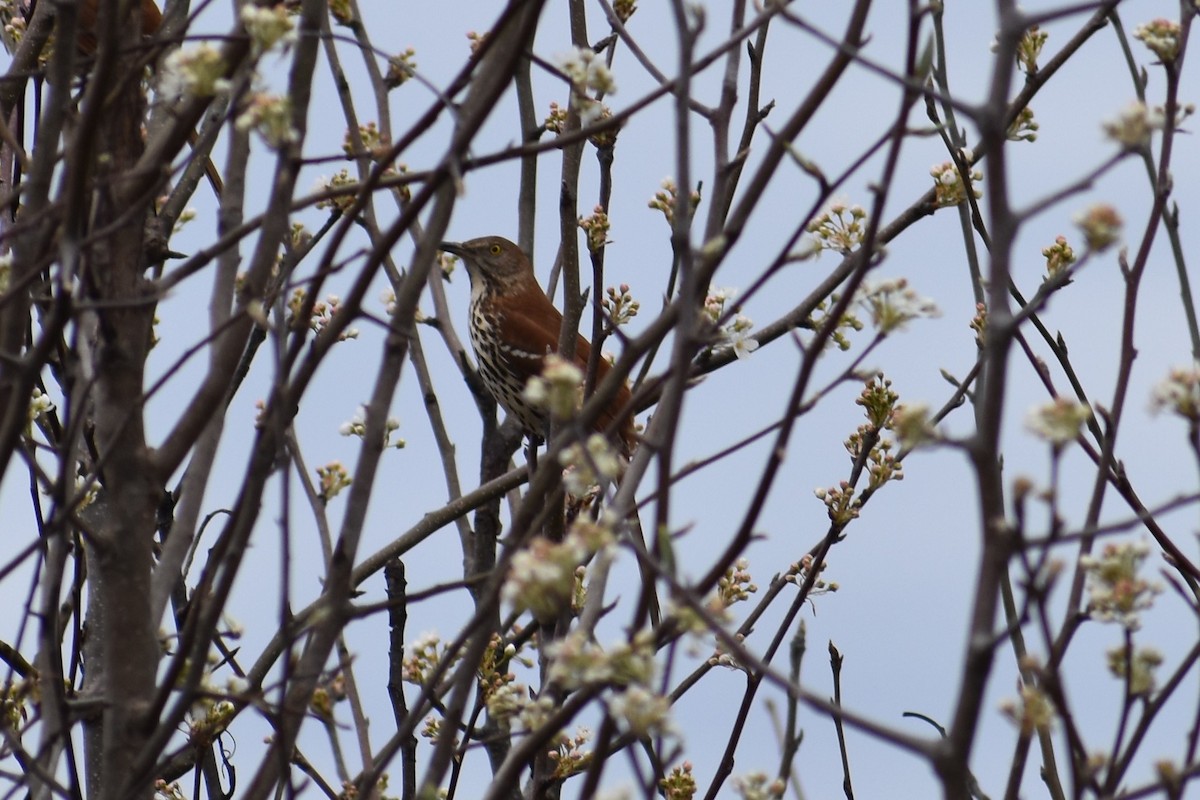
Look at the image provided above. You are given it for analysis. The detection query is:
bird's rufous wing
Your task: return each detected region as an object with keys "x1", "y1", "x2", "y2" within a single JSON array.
[
  {"x1": 495, "y1": 293, "x2": 635, "y2": 454},
  {"x1": 77, "y1": 0, "x2": 162, "y2": 55}
]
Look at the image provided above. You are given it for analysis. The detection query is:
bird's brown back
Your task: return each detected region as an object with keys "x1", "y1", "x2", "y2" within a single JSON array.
[
  {"x1": 447, "y1": 236, "x2": 637, "y2": 456},
  {"x1": 76, "y1": 0, "x2": 163, "y2": 56},
  {"x1": 490, "y1": 289, "x2": 635, "y2": 455}
]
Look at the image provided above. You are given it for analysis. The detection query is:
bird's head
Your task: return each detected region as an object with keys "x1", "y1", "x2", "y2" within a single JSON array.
[{"x1": 439, "y1": 236, "x2": 535, "y2": 294}]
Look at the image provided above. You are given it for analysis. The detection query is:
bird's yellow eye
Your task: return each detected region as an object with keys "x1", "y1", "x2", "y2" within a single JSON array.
[{"x1": 490, "y1": 244, "x2": 502, "y2": 255}]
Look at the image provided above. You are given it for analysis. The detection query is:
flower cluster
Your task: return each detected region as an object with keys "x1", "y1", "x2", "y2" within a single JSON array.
[
  {"x1": 0, "y1": 679, "x2": 29, "y2": 735},
  {"x1": 549, "y1": 728, "x2": 593, "y2": 779},
  {"x1": 293, "y1": 222, "x2": 311, "y2": 250},
  {"x1": 511, "y1": 694, "x2": 556, "y2": 734},
  {"x1": 285, "y1": 287, "x2": 309, "y2": 329},
  {"x1": 2, "y1": 14, "x2": 25, "y2": 49},
  {"x1": 1103, "y1": 102, "x2": 1164, "y2": 150},
  {"x1": 252, "y1": 398, "x2": 268, "y2": 428},
  {"x1": 316, "y1": 461, "x2": 351, "y2": 502},
  {"x1": 402, "y1": 631, "x2": 459, "y2": 686},
  {"x1": 325, "y1": 0, "x2": 351, "y2": 23},
  {"x1": 807, "y1": 295, "x2": 862, "y2": 351},
  {"x1": 970, "y1": 302, "x2": 987, "y2": 347},
  {"x1": 614, "y1": 0, "x2": 637, "y2": 23},
  {"x1": 851, "y1": 426, "x2": 903, "y2": 490},
  {"x1": 559, "y1": 435, "x2": 622, "y2": 498},
  {"x1": 1150, "y1": 362, "x2": 1200, "y2": 420},
  {"x1": 608, "y1": 684, "x2": 672, "y2": 737},
  {"x1": 241, "y1": 3, "x2": 296, "y2": 56},
  {"x1": 171, "y1": 207, "x2": 198, "y2": 235},
  {"x1": 478, "y1": 632, "x2": 530, "y2": 712},
  {"x1": 1000, "y1": 683, "x2": 1056, "y2": 735},
  {"x1": 1025, "y1": 398, "x2": 1091, "y2": 446},
  {"x1": 317, "y1": 294, "x2": 358, "y2": 339},
  {"x1": 891, "y1": 403, "x2": 935, "y2": 450},
  {"x1": 27, "y1": 387, "x2": 53, "y2": 427},
  {"x1": 814, "y1": 482, "x2": 858, "y2": 525},
  {"x1": 1157, "y1": 760, "x2": 1182, "y2": 791},
  {"x1": 578, "y1": 206, "x2": 610, "y2": 252},
  {"x1": 385, "y1": 47, "x2": 417, "y2": 88},
  {"x1": 71, "y1": 475, "x2": 100, "y2": 511},
  {"x1": 504, "y1": 538, "x2": 581, "y2": 621},
  {"x1": 1175, "y1": 103, "x2": 1197, "y2": 125},
  {"x1": 557, "y1": 46, "x2": 616, "y2": 125},
  {"x1": 1134, "y1": 18, "x2": 1181, "y2": 63},
  {"x1": 466, "y1": 30, "x2": 488, "y2": 56},
  {"x1": 648, "y1": 177, "x2": 700, "y2": 225},
  {"x1": 847, "y1": 375, "x2": 906, "y2": 488},
  {"x1": 154, "y1": 780, "x2": 187, "y2": 800},
  {"x1": 930, "y1": 158, "x2": 982, "y2": 207},
  {"x1": 585, "y1": 106, "x2": 618, "y2": 148},
  {"x1": 485, "y1": 680, "x2": 526, "y2": 723},
  {"x1": 546, "y1": 629, "x2": 656, "y2": 690},
  {"x1": 716, "y1": 558, "x2": 758, "y2": 607},
  {"x1": 523, "y1": 354, "x2": 584, "y2": 421},
  {"x1": 339, "y1": 404, "x2": 405, "y2": 449},
  {"x1": 379, "y1": 288, "x2": 427, "y2": 322},
  {"x1": 544, "y1": 101, "x2": 569, "y2": 134},
  {"x1": 806, "y1": 201, "x2": 867, "y2": 255},
  {"x1": 857, "y1": 373, "x2": 897, "y2": 428},
  {"x1": 784, "y1": 553, "x2": 838, "y2": 593},
  {"x1": 1042, "y1": 235, "x2": 1076, "y2": 278},
  {"x1": 287, "y1": 289, "x2": 359, "y2": 340},
  {"x1": 661, "y1": 762, "x2": 697, "y2": 800},
  {"x1": 1015, "y1": 25, "x2": 1048, "y2": 74},
  {"x1": 1107, "y1": 644, "x2": 1164, "y2": 696},
  {"x1": 603, "y1": 284, "x2": 640, "y2": 330},
  {"x1": 855, "y1": 278, "x2": 940, "y2": 334},
  {"x1": 236, "y1": 92, "x2": 297, "y2": 149},
  {"x1": 187, "y1": 695, "x2": 236, "y2": 746},
  {"x1": 668, "y1": 596, "x2": 720, "y2": 635},
  {"x1": 1080, "y1": 540, "x2": 1163, "y2": 629},
  {"x1": 570, "y1": 564, "x2": 591, "y2": 613},
  {"x1": 315, "y1": 169, "x2": 357, "y2": 213},
  {"x1": 502, "y1": 516, "x2": 615, "y2": 619},
  {"x1": 559, "y1": 46, "x2": 616, "y2": 94},
  {"x1": 669, "y1": 561, "x2": 757, "y2": 633},
  {"x1": 700, "y1": 288, "x2": 760, "y2": 358},
  {"x1": 707, "y1": 632, "x2": 747, "y2": 671},
  {"x1": 421, "y1": 715, "x2": 452, "y2": 745},
  {"x1": 309, "y1": 671, "x2": 347, "y2": 720},
  {"x1": 1074, "y1": 204, "x2": 1122, "y2": 252},
  {"x1": 724, "y1": 314, "x2": 759, "y2": 359},
  {"x1": 343, "y1": 122, "x2": 390, "y2": 162},
  {"x1": 701, "y1": 287, "x2": 735, "y2": 325},
  {"x1": 159, "y1": 44, "x2": 227, "y2": 100},
  {"x1": 732, "y1": 772, "x2": 785, "y2": 800},
  {"x1": 1007, "y1": 106, "x2": 1039, "y2": 142},
  {"x1": 478, "y1": 634, "x2": 518, "y2": 683}
]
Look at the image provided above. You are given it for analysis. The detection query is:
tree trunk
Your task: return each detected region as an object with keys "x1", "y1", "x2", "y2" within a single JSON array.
[{"x1": 77, "y1": 2, "x2": 163, "y2": 795}]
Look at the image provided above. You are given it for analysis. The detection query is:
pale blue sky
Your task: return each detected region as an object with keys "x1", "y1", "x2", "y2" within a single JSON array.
[{"x1": 4, "y1": 0, "x2": 1200, "y2": 797}]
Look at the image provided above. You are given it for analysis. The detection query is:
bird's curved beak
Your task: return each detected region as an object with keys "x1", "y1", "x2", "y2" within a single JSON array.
[{"x1": 439, "y1": 241, "x2": 466, "y2": 257}]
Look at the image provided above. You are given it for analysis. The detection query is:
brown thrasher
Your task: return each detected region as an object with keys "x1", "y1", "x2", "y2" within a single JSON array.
[
  {"x1": 76, "y1": 0, "x2": 163, "y2": 57},
  {"x1": 71, "y1": 0, "x2": 225, "y2": 197},
  {"x1": 440, "y1": 236, "x2": 636, "y2": 456}
]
